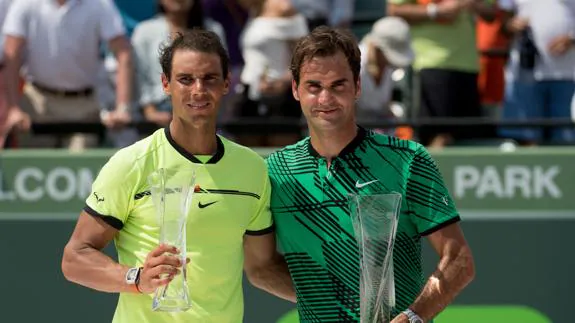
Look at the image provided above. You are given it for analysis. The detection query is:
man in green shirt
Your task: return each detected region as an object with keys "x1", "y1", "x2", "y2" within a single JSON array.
[
  {"x1": 267, "y1": 27, "x2": 475, "y2": 322},
  {"x1": 61, "y1": 30, "x2": 295, "y2": 323},
  {"x1": 387, "y1": 0, "x2": 496, "y2": 148}
]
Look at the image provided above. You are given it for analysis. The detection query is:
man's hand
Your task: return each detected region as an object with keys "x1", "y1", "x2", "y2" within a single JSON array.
[
  {"x1": 436, "y1": 0, "x2": 464, "y2": 22},
  {"x1": 548, "y1": 34, "x2": 574, "y2": 56},
  {"x1": 149, "y1": 110, "x2": 172, "y2": 127},
  {"x1": 1, "y1": 106, "x2": 31, "y2": 135},
  {"x1": 137, "y1": 244, "x2": 189, "y2": 294},
  {"x1": 506, "y1": 16, "x2": 529, "y2": 34},
  {"x1": 101, "y1": 109, "x2": 131, "y2": 129}
]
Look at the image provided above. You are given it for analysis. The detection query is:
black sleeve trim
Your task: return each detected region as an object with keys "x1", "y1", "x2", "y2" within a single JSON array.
[
  {"x1": 245, "y1": 224, "x2": 275, "y2": 236},
  {"x1": 420, "y1": 216, "x2": 461, "y2": 237},
  {"x1": 83, "y1": 205, "x2": 124, "y2": 230}
]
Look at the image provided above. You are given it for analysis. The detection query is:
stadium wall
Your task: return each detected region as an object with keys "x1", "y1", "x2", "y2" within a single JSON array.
[{"x1": 0, "y1": 147, "x2": 572, "y2": 323}]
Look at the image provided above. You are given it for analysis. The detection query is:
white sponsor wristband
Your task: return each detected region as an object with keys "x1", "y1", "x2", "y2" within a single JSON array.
[{"x1": 426, "y1": 3, "x2": 438, "y2": 20}]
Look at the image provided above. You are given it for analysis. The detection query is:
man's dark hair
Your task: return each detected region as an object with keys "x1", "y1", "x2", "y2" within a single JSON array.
[
  {"x1": 159, "y1": 29, "x2": 229, "y2": 80},
  {"x1": 290, "y1": 26, "x2": 361, "y2": 86}
]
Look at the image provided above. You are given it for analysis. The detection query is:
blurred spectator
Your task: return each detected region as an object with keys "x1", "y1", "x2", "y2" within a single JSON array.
[
  {"x1": 498, "y1": 0, "x2": 575, "y2": 145},
  {"x1": 388, "y1": 0, "x2": 497, "y2": 148},
  {"x1": 132, "y1": 0, "x2": 227, "y2": 129},
  {"x1": 0, "y1": 0, "x2": 13, "y2": 148},
  {"x1": 291, "y1": 0, "x2": 355, "y2": 30},
  {"x1": 202, "y1": 0, "x2": 248, "y2": 71},
  {"x1": 1, "y1": 0, "x2": 133, "y2": 151},
  {"x1": 233, "y1": 0, "x2": 308, "y2": 147},
  {"x1": 476, "y1": 1, "x2": 511, "y2": 113},
  {"x1": 202, "y1": 0, "x2": 249, "y2": 125},
  {"x1": 357, "y1": 17, "x2": 414, "y2": 132}
]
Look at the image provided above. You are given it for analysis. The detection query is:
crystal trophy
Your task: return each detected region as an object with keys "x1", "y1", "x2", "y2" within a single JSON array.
[
  {"x1": 349, "y1": 193, "x2": 402, "y2": 323},
  {"x1": 148, "y1": 168, "x2": 197, "y2": 312}
]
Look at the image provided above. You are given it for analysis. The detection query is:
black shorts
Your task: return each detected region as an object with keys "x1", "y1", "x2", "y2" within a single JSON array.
[{"x1": 418, "y1": 69, "x2": 494, "y2": 145}]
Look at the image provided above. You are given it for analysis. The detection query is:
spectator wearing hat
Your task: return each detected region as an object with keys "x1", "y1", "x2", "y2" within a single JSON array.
[{"x1": 357, "y1": 16, "x2": 415, "y2": 131}]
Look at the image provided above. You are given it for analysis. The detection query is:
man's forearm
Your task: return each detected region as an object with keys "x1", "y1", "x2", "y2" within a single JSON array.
[
  {"x1": 387, "y1": 4, "x2": 432, "y2": 23},
  {"x1": 248, "y1": 255, "x2": 296, "y2": 303},
  {"x1": 114, "y1": 50, "x2": 132, "y2": 109},
  {"x1": 62, "y1": 245, "x2": 135, "y2": 293},
  {"x1": 3, "y1": 55, "x2": 22, "y2": 108},
  {"x1": 408, "y1": 246, "x2": 475, "y2": 321}
]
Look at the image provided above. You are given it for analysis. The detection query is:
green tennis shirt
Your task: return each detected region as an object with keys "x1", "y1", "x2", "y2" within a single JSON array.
[
  {"x1": 266, "y1": 127, "x2": 460, "y2": 322},
  {"x1": 84, "y1": 127, "x2": 273, "y2": 323}
]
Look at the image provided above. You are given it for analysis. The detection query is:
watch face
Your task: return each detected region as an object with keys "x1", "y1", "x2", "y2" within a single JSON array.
[{"x1": 126, "y1": 268, "x2": 138, "y2": 283}]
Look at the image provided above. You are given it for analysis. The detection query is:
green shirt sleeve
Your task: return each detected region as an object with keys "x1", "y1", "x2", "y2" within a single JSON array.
[
  {"x1": 245, "y1": 166, "x2": 274, "y2": 235},
  {"x1": 84, "y1": 152, "x2": 136, "y2": 230},
  {"x1": 406, "y1": 145, "x2": 460, "y2": 236}
]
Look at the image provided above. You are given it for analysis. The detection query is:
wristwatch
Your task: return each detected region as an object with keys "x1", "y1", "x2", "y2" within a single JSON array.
[
  {"x1": 125, "y1": 267, "x2": 142, "y2": 291},
  {"x1": 426, "y1": 3, "x2": 438, "y2": 20},
  {"x1": 403, "y1": 309, "x2": 424, "y2": 323}
]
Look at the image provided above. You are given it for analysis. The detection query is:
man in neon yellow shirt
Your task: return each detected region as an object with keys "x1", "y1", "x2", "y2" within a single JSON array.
[{"x1": 61, "y1": 30, "x2": 295, "y2": 323}]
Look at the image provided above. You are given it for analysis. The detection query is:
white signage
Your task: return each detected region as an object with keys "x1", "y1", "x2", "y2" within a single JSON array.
[
  {"x1": 454, "y1": 165, "x2": 562, "y2": 199},
  {"x1": 0, "y1": 167, "x2": 94, "y2": 202}
]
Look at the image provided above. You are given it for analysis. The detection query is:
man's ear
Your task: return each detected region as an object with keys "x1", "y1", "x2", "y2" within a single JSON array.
[
  {"x1": 355, "y1": 76, "x2": 361, "y2": 100},
  {"x1": 161, "y1": 73, "x2": 170, "y2": 95},
  {"x1": 292, "y1": 79, "x2": 300, "y2": 101},
  {"x1": 223, "y1": 71, "x2": 231, "y2": 95}
]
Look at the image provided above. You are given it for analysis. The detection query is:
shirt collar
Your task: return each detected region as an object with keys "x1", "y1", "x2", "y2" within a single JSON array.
[
  {"x1": 164, "y1": 127, "x2": 225, "y2": 164},
  {"x1": 307, "y1": 125, "x2": 367, "y2": 159}
]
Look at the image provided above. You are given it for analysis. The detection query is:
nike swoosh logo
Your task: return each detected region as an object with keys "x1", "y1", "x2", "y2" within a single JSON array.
[
  {"x1": 355, "y1": 180, "x2": 379, "y2": 188},
  {"x1": 198, "y1": 201, "x2": 218, "y2": 209}
]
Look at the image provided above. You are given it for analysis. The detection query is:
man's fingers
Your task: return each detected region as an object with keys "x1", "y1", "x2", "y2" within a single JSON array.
[
  {"x1": 150, "y1": 276, "x2": 174, "y2": 288},
  {"x1": 146, "y1": 253, "x2": 182, "y2": 269},
  {"x1": 146, "y1": 265, "x2": 180, "y2": 279},
  {"x1": 148, "y1": 244, "x2": 179, "y2": 258}
]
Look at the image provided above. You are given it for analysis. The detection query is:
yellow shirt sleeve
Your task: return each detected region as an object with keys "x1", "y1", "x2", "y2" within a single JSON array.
[
  {"x1": 245, "y1": 168, "x2": 273, "y2": 235},
  {"x1": 84, "y1": 151, "x2": 137, "y2": 229}
]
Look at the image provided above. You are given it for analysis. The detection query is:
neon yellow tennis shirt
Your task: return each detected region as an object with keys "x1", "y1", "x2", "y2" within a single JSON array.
[{"x1": 84, "y1": 127, "x2": 273, "y2": 323}]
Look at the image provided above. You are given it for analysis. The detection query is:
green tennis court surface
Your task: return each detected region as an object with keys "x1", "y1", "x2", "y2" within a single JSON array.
[{"x1": 277, "y1": 305, "x2": 553, "y2": 323}]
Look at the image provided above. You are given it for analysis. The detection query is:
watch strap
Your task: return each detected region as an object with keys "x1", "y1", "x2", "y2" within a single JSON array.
[{"x1": 403, "y1": 309, "x2": 424, "y2": 323}]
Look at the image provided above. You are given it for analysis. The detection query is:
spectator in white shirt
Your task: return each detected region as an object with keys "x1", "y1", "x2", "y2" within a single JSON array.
[
  {"x1": 1, "y1": 0, "x2": 133, "y2": 150},
  {"x1": 498, "y1": 0, "x2": 575, "y2": 145},
  {"x1": 357, "y1": 17, "x2": 414, "y2": 128},
  {"x1": 234, "y1": 0, "x2": 308, "y2": 147}
]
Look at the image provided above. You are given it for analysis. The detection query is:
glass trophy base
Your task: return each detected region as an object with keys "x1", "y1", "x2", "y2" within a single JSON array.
[{"x1": 152, "y1": 299, "x2": 192, "y2": 312}]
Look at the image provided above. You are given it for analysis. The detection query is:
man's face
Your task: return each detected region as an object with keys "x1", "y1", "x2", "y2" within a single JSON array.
[
  {"x1": 292, "y1": 52, "x2": 360, "y2": 131},
  {"x1": 162, "y1": 49, "x2": 229, "y2": 128}
]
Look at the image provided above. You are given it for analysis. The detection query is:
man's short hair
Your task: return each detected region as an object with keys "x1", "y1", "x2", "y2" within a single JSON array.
[
  {"x1": 159, "y1": 29, "x2": 229, "y2": 80},
  {"x1": 290, "y1": 26, "x2": 361, "y2": 86}
]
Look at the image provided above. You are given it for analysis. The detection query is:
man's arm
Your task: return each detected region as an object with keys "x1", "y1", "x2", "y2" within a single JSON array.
[
  {"x1": 61, "y1": 211, "x2": 133, "y2": 293},
  {"x1": 62, "y1": 211, "x2": 182, "y2": 294},
  {"x1": 1, "y1": 35, "x2": 31, "y2": 133},
  {"x1": 394, "y1": 223, "x2": 475, "y2": 322},
  {"x1": 2, "y1": 35, "x2": 23, "y2": 109},
  {"x1": 387, "y1": 1, "x2": 462, "y2": 24},
  {"x1": 243, "y1": 232, "x2": 296, "y2": 303},
  {"x1": 108, "y1": 35, "x2": 132, "y2": 111}
]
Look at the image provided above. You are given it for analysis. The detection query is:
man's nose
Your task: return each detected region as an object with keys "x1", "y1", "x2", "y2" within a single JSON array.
[
  {"x1": 192, "y1": 79, "x2": 206, "y2": 92},
  {"x1": 317, "y1": 88, "x2": 335, "y2": 105}
]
